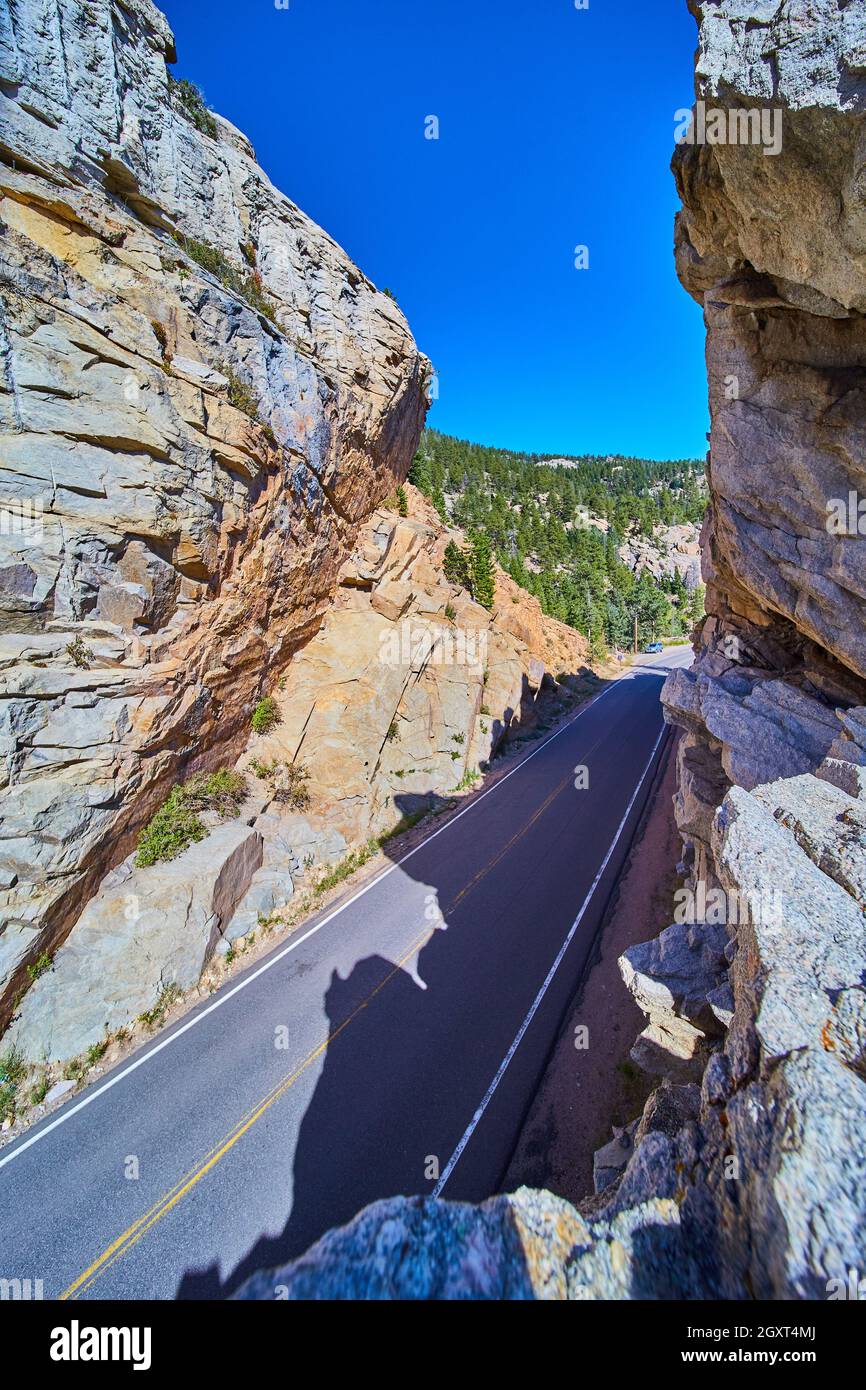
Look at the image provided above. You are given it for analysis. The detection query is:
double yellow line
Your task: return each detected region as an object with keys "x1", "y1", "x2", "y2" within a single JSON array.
[
  {"x1": 60, "y1": 924, "x2": 435, "y2": 1300},
  {"x1": 61, "y1": 727, "x2": 603, "y2": 1299}
]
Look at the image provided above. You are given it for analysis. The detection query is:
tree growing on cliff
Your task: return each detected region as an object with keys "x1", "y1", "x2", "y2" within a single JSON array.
[
  {"x1": 443, "y1": 540, "x2": 470, "y2": 590},
  {"x1": 468, "y1": 533, "x2": 496, "y2": 610}
]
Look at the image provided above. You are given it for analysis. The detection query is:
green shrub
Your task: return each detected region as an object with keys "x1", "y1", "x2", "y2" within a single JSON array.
[
  {"x1": 135, "y1": 769, "x2": 247, "y2": 867},
  {"x1": 169, "y1": 77, "x2": 219, "y2": 140},
  {"x1": 0, "y1": 1046, "x2": 26, "y2": 1122},
  {"x1": 314, "y1": 841, "x2": 379, "y2": 896},
  {"x1": 263, "y1": 761, "x2": 310, "y2": 810},
  {"x1": 217, "y1": 363, "x2": 259, "y2": 419},
  {"x1": 453, "y1": 767, "x2": 480, "y2": 792},
  {"x1": 396, "y1": 485, "x2": 408, "y2": 517},
  {"x1": 30, "y1": 1076, "x2": 49, "y2": 1106},
  {"x1": 251, "y1": 696, "x2": 280, "y2": 735},
  {"x1": 135, "y1": 786, "x2": 206, "y2": 867},
  {"x1": 151, "y1": 319, "x2": 170, "y2": 363},
  {"x1": 378, "y1": 809, "x2": 426, "y2": 844},
  {"x1": 66, "y1": 635, "x2": 90, "y2": 669},
  {"x1": 176, "y1": 234, "x2": 277, "y2": 324},
  {"x1": 26, "y1": 952, "x2": 52, "y2": 982},
  {"x1": 184, "y1": 769, "x2": 247, "y2": 817},
  {"x1": 138, "y1": 983, "x2": 182, "y2": 1029},
  {"x1": 86, "y1": 1039, "x2": 109, "y2": 1068}
]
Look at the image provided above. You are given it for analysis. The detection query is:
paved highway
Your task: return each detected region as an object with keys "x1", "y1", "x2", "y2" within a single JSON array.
[{"x1": 0, "y1": 648, "x2": 690, "y2": 1299}]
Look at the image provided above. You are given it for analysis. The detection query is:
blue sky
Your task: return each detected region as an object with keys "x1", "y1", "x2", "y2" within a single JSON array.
[{"x1": 163, "y1": 0, "x2": 708, "y2": 462}]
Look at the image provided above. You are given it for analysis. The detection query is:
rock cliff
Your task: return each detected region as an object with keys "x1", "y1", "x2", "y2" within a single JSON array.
[
  {"x1": 0, "y1": 4, "x2": 593, "y2": 1069},
  {"x1": 5, "y1": 481, "x2": 592, "y2": 1065},
  {"x1": 235, "y1": 0, "x2": 866, "y2": 1299},
  {"x1": 0, "y1": 0, "x2": 428, "y2": 1026}
]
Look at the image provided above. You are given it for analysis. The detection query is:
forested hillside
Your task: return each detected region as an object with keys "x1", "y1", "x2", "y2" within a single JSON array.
[{"x1": 410, "y1": 430, "x2": 707, "y2": 654}]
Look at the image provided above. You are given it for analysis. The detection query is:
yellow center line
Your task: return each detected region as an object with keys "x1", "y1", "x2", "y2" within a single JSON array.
[
  {"x1": 60, "y1": 924, "x2": 434, "y2": 1300},
  {"x1": 61, "y1": 720, "x2": 607, "y2": 1298},
  {"x1": 445, "y1": 730, "x2": 607, "y2": 913}
]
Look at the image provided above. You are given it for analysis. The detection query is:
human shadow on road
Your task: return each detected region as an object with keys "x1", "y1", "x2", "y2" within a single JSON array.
[
  {"x1": 177, "y1": 665, "x2": 670, "y2": 1299},
  {"x1": 176, "y1": 907, "x2": 473, "y2": 1297}
]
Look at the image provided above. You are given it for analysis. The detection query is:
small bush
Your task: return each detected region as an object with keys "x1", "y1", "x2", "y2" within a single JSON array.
[
  {"x1": 453, "y1": 767, "x2": 480, "y2": 792},
  {"x1": 0, "y1": 1046, "x2": 25, "y2": 1123},
  {"x1": 135, "y1": 769, "x2": 247, "y2": 867},
  {"x1": 217, "y1": 363, "x2": 259, "y2": 419},
  {"x1": 151, "y1": 319, "x2": 170, "y2": 362},
  {"x1": 314, "y1": 841, "x2": 379, "y2": 896},
  {"x1": 386, "y1": 720, "x2": 399, "y2": 743},
  {"x1": 138, "y1": 983, "x2": 182, "y2": 1029},
  {"x1": 86, "y1": 1039, "x2": 109, "y2": 1068},
  {"x1": 444, "y1": 602, "x2": 456, "y2": 622},
  {"x1": 135, "y1": 785, "x2": 206, "y2": 867},
  {"x1": 396, "y1": 485, "x2": 408, "y2": 517},
  {"x1": 66, "y1": 636, "x2": 90, "y2": 669},
  {"x1": 30, "y1": 1076, "x2": 49, "y2": 1106},
  {"x1": 272, "y1": 762, "x2": 311, "y2": 811},
  {"x1": 26, "y1": 952, "x2": 52, "y2": 982},
  {"x1": 251, "y1": 696, "x2": 280, "y2": 735},
  {"x1": 378, "y1": 809, "x2": 426, "y2": 844},
  {"x1": 184, "y1": 769, "x2": 248, "y2": 818},
  {"x1": 169, "y1": 76, "x2": 219, "y2": 140},
  {"x1": 176, "y1": 234, "x2": 277, "y2": 324}
]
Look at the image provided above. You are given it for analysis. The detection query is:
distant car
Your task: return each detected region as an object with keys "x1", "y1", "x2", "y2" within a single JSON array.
[{"x1": 645, "y1": 641, "x2": 664, "y2": 654}]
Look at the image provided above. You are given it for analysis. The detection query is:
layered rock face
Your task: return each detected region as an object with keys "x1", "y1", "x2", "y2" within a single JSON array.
[
  {"x1": 235, "y1": 0, "x2": 866, "y2": 1300},
  {"x1": 241, "y1": 485, "x2": 589, "y2": 846},
  {"x1": 665, "y1": 0, "x2": 866, "y2": 886},
  {"x1": 6, "y1": 483, "x2": 590, "y2": 1064},
  {"x1": 0, "y1": 0, "x2": 428, "y2": 1023}
]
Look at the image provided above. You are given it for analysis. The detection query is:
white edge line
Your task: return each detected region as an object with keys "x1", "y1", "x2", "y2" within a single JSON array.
[
  {"x1": 431, "y1": 719, "x2": 668, "y2": 1198},
  {"x1": 0, "y1": 665, "x2": 648, "y2": 1170}
]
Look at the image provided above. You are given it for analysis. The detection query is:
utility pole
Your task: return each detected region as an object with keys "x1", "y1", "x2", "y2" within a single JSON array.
[{"x1": 633, "y1": 611, "x2": 638, "y2": 655}]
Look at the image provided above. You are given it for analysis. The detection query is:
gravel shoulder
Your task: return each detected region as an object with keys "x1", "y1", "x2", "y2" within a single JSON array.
[{"x1": 502, "y1": 729, "x2": 682, "y2": 1204}]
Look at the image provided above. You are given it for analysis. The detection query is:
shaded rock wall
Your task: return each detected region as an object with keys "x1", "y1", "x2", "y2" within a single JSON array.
[
  {"x1": 6, "y1": 484, "x2": 592, "y2": 1065},
  {"x1": 0, "y1": 0, "x2": 428, "y2": 1020},
  {"x1": 242, "y1": 484, "x2": 590, "y2": 846},
  {"x1": 664, "y1": 0, "x2": 866, "y2": 885}
]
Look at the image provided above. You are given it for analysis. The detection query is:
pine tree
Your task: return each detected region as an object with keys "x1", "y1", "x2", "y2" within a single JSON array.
[
  {"x1": 468, "y1": 532, "x2": 496, "y2": 609},
  {"x1": 443, "y1": 539, "x2": 470, "y2": 590}
]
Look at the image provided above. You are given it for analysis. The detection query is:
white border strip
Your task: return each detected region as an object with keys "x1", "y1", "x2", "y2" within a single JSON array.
[
  {"x1": 432, "y1": 721, "x2": 668, "y2": 1197},
  {"x1": 0, "y1": 668, "x2": 643, "y2": 1170}
]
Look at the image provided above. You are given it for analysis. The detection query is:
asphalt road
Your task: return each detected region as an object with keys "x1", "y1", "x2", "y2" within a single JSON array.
[{"x1": 0, "y1": 647, "x2": 691, "y2": 1300}]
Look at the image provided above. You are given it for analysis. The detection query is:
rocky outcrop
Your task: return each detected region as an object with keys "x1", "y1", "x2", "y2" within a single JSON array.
[
  {"x1": 241, "y1": 485, "x2": 589, "y2": 845},
  {"x1": 663, "y1": 0, "x2": 866, "y2": 880},
  {"x1": 618, "y1": 522, "x2": 702, "y2": 589},
  {"x1": 5, "y1": 482, "x2": 591, "y2": 1062},
  {"x1": 0, "y1": 0, "x2": 428, "y2": 1026},
  {"x1": 236, "y1": 763, "x2": 866, "y2": 1300}
]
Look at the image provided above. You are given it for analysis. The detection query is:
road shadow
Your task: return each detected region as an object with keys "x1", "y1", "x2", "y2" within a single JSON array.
[{"x1": 176, "y1": 662, "x2": 663, "y2": 1300}]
